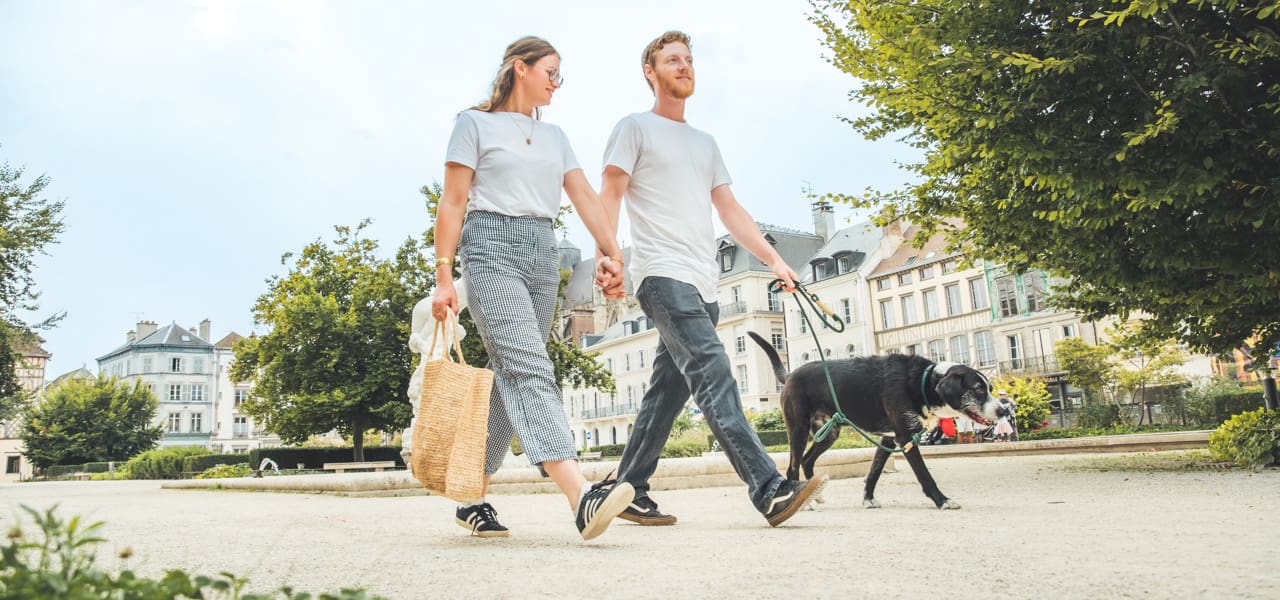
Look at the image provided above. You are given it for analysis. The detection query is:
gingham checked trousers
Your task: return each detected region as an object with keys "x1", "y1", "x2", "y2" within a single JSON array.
[{"x1": 459, "y1": 210, "x2": 577, "y2": 474}]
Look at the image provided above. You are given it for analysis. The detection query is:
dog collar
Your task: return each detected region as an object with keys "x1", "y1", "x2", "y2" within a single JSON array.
[{"x1": 919, "y1": 364, "x2": 937, "y2": 417}]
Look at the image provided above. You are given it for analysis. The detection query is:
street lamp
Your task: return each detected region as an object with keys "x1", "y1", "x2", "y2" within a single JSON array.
[{"x1": 1256, "y1": 365, "x2": 1278, "y2": 411}]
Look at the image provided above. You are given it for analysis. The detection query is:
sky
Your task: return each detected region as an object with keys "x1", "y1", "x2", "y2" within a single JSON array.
[{"x1": 0, "y1": 0, "x2": 920, "y2": 379}]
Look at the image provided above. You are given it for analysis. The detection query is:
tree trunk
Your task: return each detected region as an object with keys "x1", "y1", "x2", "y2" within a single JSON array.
[{"x1": 353, "y1": 428, "x2": 365, "y2": 462}]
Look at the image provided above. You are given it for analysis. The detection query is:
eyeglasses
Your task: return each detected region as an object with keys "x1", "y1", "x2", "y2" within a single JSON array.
[{"x1": 545, "y1": 68, "x2": 564, "y2": 87}]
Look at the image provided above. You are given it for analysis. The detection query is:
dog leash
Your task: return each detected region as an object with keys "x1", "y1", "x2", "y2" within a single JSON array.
[{"x1": 770, "y1": 279, "x2": 923, "y2": 454}]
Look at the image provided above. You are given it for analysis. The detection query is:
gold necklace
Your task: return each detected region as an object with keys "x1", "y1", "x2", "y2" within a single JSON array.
[{"x1": 506, "y1": 111, "x2": 534, "y2": 145}]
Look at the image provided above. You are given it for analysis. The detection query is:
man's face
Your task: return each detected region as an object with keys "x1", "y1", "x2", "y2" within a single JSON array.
[{"x1": 647, "y1": 41, "x2": 694, "y2": 99}]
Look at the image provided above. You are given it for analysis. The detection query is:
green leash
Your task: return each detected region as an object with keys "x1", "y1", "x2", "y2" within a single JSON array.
[{"x1": 771, "y1": 279, "x2": 925, "y2": 454}]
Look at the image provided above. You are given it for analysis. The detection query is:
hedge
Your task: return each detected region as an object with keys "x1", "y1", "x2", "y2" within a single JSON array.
[
  {"x1": 585, "y1": 443, "x2": 626, "y2": 457},
  {"x1": 1212, "y1": 391, "x2": 1266, "y2": 424},
  {"x1": 707, "y1": 430, "x2": 789, "y2": 449},
  {"x1": 183, "y1": 453, "x2": 249, "y2": 474},
  {"x1": 82, "y1": 462, "x2": 111, "y2": 473},
  {"x1": 248, "y1": 446, "x2": 405, "y2": 470}
]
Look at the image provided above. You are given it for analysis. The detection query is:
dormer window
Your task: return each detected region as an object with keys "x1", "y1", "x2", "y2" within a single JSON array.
[
  {"x1": 809, "y1": 258, "x2": 829, "y2": 281},
  {"x1": 833, "y1": 251, "x2": 855, "y2": 275},
  {"x1": 718, "y1": 240, "x2": 736, "y2": 273}
]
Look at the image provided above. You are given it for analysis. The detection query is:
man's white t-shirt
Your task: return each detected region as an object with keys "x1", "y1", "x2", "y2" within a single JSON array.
[
  {"x1": 603, "y1": 111, "x2": 731, "y2": 302},
  {"x1": 445, "y1": 109, "x2": 581, "y2": 219}
]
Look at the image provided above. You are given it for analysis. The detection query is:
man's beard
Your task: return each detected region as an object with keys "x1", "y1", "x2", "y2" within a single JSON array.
[{"x1": 659, "y1": 73, "x2": 695, "y2": 99}]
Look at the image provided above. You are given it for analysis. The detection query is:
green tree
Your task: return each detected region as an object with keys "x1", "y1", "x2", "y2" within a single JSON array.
[
  {"x1": 990, "y1": 374, "x2": 1053, "y2": 433},
  {"x1": 1055, "y1": 336, "x2": 1118, "y2": 404},
  {"x1": 811, "y1": 0, "x2": 1280, "y2": 355},
  {"x1": 21, "y1": 376, "x2": 162, "y2": 468},
  {"x1": 1109, "y1": 322, "x2": 1190, "y2": 424},
  {"x1": 231, "y1": 221, "x2": 431, "y2": 462},
  {"x1": 0, "y1": 157, "x2": 66, "y2": 419}
]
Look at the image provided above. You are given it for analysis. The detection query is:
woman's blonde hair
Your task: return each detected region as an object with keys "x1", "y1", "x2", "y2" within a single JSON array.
[{"x1": 471, "y1": 36, "x2": 558, "y2": 119}]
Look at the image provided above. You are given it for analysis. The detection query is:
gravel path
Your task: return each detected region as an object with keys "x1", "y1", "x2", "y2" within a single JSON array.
[{"x1": 3, "y1": 452, "x2": 1276, "y2": 599}]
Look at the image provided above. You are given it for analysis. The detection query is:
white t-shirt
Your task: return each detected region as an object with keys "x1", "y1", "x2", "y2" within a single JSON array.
[
  {"x1": 603, "y1": 111, "x2": 731, "y2": 302},
  {"x1": 445, "y1": 109, "x2": 581, "y2": 219}
]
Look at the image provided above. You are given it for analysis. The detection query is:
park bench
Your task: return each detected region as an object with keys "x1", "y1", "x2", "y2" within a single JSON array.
[
  {"x1": 321, "y1": 460, "x2": 397, "y2": 473},
  {"x1": 580, "y1": 451, "x2": 603, "y2": 461}
]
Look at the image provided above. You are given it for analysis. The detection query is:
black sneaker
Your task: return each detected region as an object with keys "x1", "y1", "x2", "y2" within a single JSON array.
[
  {"x1": 619, "y1": 495, "x2": 677, "y2": 526},
  {"x1": 455, "y1": 503, "x2": 510, "y2": 538},
  {"x1": 765, "y1": 474, "x2": 829, "y2": 527},
  {"x1": 576, "y1": 479, "x2": 635, "y2": 541}
]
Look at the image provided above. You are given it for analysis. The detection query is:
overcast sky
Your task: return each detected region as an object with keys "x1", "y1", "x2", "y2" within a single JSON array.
[{"x1": 0, "y1": 0, "x2": 919, "y2": 379}]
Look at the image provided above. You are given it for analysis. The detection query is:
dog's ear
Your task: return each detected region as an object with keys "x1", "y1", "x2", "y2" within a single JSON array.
[{"x1": 934, "y1": 368, "x2": 965, "y2": 404}]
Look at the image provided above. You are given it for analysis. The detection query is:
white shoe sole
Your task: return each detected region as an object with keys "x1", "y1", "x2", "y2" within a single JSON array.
[
  {"x1": 455, "y1": 517, "x2": 509, "y2": 538},
  {"x1": 580, "y1": 482, "x2": 635, "y2": 541}
]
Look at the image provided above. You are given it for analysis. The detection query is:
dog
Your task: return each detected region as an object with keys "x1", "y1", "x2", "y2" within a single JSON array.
[{"x1": 748, "y1": 332, "x2": 1000, "y2": 510}]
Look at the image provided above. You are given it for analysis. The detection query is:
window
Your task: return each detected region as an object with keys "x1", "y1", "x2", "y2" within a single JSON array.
[
  {"x1": 900, "y1": 296, "x2": 918, "y2": 325},
  {"x1": 876, "y1": 278, "x2": 891, "y2": 291},
  {"x1": 731, "y1": 286, "x2": 743, "y2": 305},
  {"x1": 234, "y1": 388, "x2": 248, "y2": 407},
  {"x1": 927, "y1": 339, "x2": 946, "y2": 362},
  {"x1": 190, "y1": 413, "x2": 203, "y2": 433},
  {"x1": 1024, "y1": 272, "x2": 1046, "y2": 312},
  {"x1": 906, "y1": 344, "x2": 921, "y2": 356},
  {"x1": 879, "y1": 299, "x2": 895, "y2": 329},
  {"x1": 897, "y1": 271, "x2": 913, "y2": 286},
  {"x1": 950, "y1": 335, "x2": 971, "y2": 364},
  {"x1": 142, "y1": 357, "x2": 152, "y2": 372},
  {"x1": 719, "y1": 248, "x2": 734, "y2": 272},
  {"x1": 1063, "y1": 324, "x2": 1078, "y2": 338},
  {"x1": 996, "y1": 275, "x2": 1019, "y2": 317},
  {"x1": 767, "y1": 290, "x2": 782, "y2": 312},
  {"x1": 167, "y1": 413, "x2": 181, "y2": 432},
  {"x1": 190, "y1": 384, "x2": 205, "y2": 403},
  {"x1": 770, "y1": 332, "x2": 785, "y2": 351},
  {"x1": 735, "y1": 336, "x2": 746, "y2": 354},
  {"x1": 975, "y1": 331, "x2": 996, "y2": 367},
  {"x1": 837, "y1": 254, "x2": 852, "y2": 274},
  {"x1": 736, "y1": 365, "x2": 748, "y2": 393},
  {"x1": 922, "y1": 289, "x2": 940, "y2": 321},
  {"x1": 969, "y1": 278, "x2": 990, "y2": 310},
  {"x1": 627, "y1": 386, "x2": 634, "y2": 404},
  {"x1": 841, "y1": 299, "x2": 852, "y2": 324},
  {"x1": 799, "y1": 312, "x2": 807, "y2": 334},
  {"x1": 5, "y1": 455, "x2": 19, "y2": 474},
  {"x1": 171, "y1": 357, "x2": 183, "y2": 373},
  {"x1": 624, "y1": 354, "x2": 631, "y2": 371},
  {"x1": 638, "y1": 350, "x2": 645, "y2": 368},
  {"x1": 1008, "y1": 334, "x2": 1024, "y2": 369},
  {"x1": 920, "y1": 265, "x2": 936, "y2": 280},
  {"x1": 168, "y1": 384, "x2": 182, "y2": 402},
  {"x1": 904, "y1": 256, "x2": 918, "y2": 266},
  {"x1": 945, "y1": 284, "x2": 964, "y2": 316},
  {"x1": 606, "y1": 358, "x2": 613, "y2": 372},
  {"x1": 811, "y1": 259, "x2": 827, "y2": 281},
  {"x1": 942, "y1": 260, "x2": 958, "y2": 274}
]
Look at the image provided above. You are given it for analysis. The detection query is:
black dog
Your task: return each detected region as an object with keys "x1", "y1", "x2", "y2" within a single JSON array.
[{"x1": 748, "y1": 332, "x2": 999, "y2": 510}]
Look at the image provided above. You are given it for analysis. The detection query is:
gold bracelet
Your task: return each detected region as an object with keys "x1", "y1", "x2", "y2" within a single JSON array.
[
  {"x1": 609, "y1": 255, "x2": 624, "y2": 268},
  {"x1": 436, "y1": 257, "x2": 453, "y2": 267}
]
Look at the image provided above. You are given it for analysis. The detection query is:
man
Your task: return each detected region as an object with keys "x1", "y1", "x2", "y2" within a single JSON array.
[{"x1": 593, "y1": 31, "x2": 828, "y2": 528}]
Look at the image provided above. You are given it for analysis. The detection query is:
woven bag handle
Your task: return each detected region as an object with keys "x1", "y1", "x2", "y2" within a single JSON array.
[{"x1": 425, "y1": 308, "x2": 468, "y2": 366}]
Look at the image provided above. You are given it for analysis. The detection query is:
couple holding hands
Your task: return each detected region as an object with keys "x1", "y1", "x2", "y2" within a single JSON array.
[{"x1": 430, "y1": 31, "x2": 828, "y2": 542}]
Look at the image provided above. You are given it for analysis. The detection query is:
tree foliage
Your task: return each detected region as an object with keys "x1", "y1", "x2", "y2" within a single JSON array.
[
  {"x1": 0, "y1": 156, "x2": 66, "y2": 418},
  {"x1": 991, "y1": 374, "x2": 1053, "y2": 431},
  {"x1": 1054, "y1": 321, "x2": 1189, "y2": 422},
  {"x1": 21, "y1": 376, "x2": 162, "y2": 468},
  {"x1": 812, "y1": 0, "x2": 1280, "y2": 354},
  {"x1": 231, "y1": 222, "x2": 432, "y2": 461}
]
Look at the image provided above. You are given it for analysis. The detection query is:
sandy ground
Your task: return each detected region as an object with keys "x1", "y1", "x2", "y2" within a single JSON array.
[{"x1": 2, "y1": 452, "x2": 1277, "y2": 599}]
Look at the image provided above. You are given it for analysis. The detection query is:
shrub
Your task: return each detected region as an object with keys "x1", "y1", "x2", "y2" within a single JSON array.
[
  {"x1": 1209, "y1": 409, "x2": 1280, "y2": 469},
  {"x1": 990, "y1": 375, "x2": 1053, "y2": 433},
  {"x1": 1, "y1": 504, "x2": 382, "y2": 599},
  {"x1": 1078, "y1": 402, "x2": 1123, "y2": 428},
  {"x1": 82, "y1": 462, "x2": 111, "y2": 473},
  {"x1": 585, "y1": 443, "x2": 627, "y2": 457},
  {"x1": 124, "y1": 446, "x2": 210, "y2": 480},
  {"x1": 751, "y1": 409, "x2": 785, "y2": 432},
  {"x1": 183, "y1": 453, "x2": 248, "y2": 474},
  {"x1": 248, "y1": 446, "x2": 405, "y2": 470},
  {"x1": 195, "y1": 463, "x2": 252, "y2": 479},
  {"x1": 664, "y1": 428, "x2": 709, "y2": 458}
]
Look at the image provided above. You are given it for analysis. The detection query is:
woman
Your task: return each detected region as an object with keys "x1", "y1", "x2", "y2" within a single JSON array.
[{"x1": 431, "y1": 36, "x2": 633, "y2": 541}]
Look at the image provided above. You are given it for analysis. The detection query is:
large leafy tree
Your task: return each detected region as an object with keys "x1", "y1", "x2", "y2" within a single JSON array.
[
  {"x1": 231, "y1": 222, "x2": 431, "y2": 461},
  {"x1": 21, "y1": 377, "x2": 162, "y2": 468},
  {"x1": 812, "y1": 0, "x2": 1280, "y2": 354},
  {"x1": 0, "y1": 157, "x2": 66, "y2": 419}
]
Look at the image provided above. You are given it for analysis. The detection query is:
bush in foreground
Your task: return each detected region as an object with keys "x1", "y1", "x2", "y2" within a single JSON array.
[{"x1": 1209, "y1": 409, "x2": 1280, "y2": 469}]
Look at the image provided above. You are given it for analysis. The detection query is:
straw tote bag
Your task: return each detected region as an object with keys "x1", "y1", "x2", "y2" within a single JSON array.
[{"x1": 411, "y1": 310, "x2": 493, "y2": 502}]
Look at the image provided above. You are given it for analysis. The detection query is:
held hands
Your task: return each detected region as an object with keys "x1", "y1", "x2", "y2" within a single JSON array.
[
  {"x1": 431, "y1": 278, "x2": 459, "y2": 321},
  {"x1": 594, "y1": 252, "x2": 626, "y2": 299}
]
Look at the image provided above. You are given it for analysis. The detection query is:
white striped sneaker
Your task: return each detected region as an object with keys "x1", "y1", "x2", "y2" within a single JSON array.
[{"x1": 455, "y1": 503, "x2": 510, "y2": 538}]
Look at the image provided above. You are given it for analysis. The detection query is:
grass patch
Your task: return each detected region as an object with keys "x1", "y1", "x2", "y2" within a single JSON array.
[
  {"x1": 764, "y1": 434, "x2": 875, "y2": 453},
  {"x1": 1059, "y1": 450, "x2": 1234, "y2": 472}
]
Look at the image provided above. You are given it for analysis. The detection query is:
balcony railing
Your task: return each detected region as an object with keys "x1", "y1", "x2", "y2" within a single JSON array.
[
  {"x1": 719, "y1": 301, "x2": 748, "y2": 317},
  {"x1": 997, "y1": 355, "x2": 1061, "y2": 375},
  {"x1": 578, "y1": 404, "x2": 640, "y2": 420}
]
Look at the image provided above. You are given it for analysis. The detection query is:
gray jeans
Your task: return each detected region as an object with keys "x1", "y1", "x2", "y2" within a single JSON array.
[{"x1": 616, "y1": 276, "x2": 784, "y2": 513}]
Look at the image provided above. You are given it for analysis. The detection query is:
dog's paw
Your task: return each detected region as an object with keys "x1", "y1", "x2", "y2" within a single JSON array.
[
  {"x1": 862, "y1": 498, "x2": 881, "y2": 509},
  {"x1": 939, "y1": 499, "x2": 961, "y2": 510}
]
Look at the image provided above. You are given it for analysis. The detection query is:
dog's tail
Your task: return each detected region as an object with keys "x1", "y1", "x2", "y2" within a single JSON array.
[{"x1": 747, "y1": 331, "x2": 789, "y2": 385}]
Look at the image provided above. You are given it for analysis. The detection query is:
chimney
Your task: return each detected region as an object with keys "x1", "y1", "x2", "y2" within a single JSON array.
[
  {"x1": 812, "y1": 200, "x2": 836, "y2": 242},
  {"x1": 136, "y1": 320, "x2": 158, "y2": 339},
  {"x1": 188, "y1": 326, "x2": 198, "y2": 337},
  {"x1": 199, "y1": 319, "x2": 211, "y2": 341},
  {"x1": 127, "y1": 330, "x2": 136, "y2": 344}
]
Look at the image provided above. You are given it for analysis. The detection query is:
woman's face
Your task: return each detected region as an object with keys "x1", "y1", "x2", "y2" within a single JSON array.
[{"x1": 519, "y1": 54, "x2": 562, "y2": 108}]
